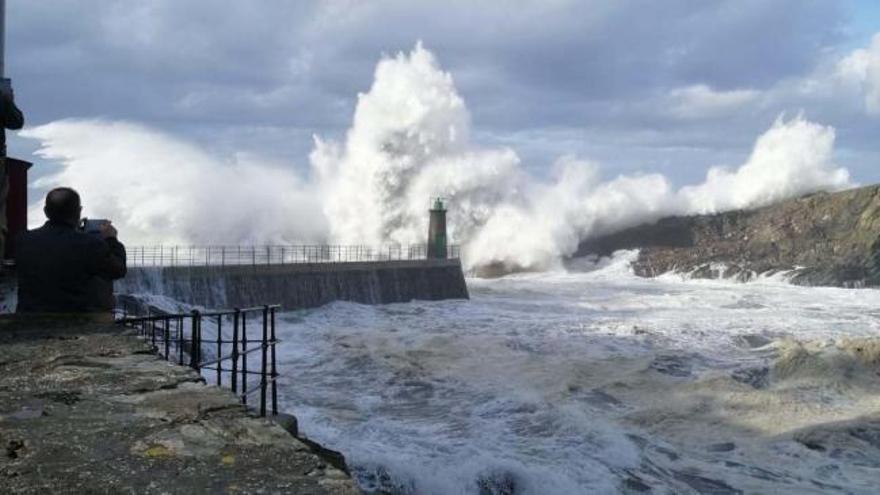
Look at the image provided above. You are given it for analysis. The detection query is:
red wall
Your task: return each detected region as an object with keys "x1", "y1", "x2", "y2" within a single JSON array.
[{"x1": 6, "y1": 157, "x2": 31, "y2": 259}]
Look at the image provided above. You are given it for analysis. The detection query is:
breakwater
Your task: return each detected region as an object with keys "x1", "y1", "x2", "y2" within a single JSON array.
[{"x1": 117, "y1": 259, "x2": 469, "y2": 310}]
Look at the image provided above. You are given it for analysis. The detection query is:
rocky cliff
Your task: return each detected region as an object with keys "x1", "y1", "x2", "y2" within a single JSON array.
[{"x1": 576, "y1": 184, "x2": 880, "y2": 287}]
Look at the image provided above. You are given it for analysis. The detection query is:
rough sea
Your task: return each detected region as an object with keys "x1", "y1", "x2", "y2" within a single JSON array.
[{"x1": 273, "y1": 252, "x2": 880, "y2": 494}]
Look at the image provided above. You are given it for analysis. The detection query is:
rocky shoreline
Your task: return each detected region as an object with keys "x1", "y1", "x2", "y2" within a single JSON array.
[
  {"x1": 577, "y1": 184, "x2": 880, "y2": 287},
  {"x1": 0, "y1": 317, "x2": 358, "y2": 494}
]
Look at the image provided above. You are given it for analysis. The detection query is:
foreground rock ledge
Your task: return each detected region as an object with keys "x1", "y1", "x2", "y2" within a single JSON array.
[{"x1": 0, "y1": 318, "x2": 358, "y2": 494}]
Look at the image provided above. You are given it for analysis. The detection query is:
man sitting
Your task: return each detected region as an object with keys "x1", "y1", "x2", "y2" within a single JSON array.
[{"x1": 15, "y1": 188, "x2": 126, "y2": 314}]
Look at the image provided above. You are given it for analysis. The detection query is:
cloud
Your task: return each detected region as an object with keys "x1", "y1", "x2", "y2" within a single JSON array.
[
  {"x1": 835, "y1": 34, "x2": 880, "y2": 114},
  {"x1": 668, "y1": 85, "x2": 761, "y2": 120},
  {"x1": 7, "y1": 0, "x2": 879, "y2": 189}
]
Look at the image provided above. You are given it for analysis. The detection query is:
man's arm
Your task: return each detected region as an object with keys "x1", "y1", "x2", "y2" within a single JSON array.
[
  {"x1": 87, "y1": 223, "x2": 127, "y2": 280},
  {"x1": 103, "y1": 237, "x2": 127, "y2": 279}
]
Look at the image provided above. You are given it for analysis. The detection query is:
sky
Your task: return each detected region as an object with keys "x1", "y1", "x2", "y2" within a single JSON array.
[{"x1": 6, "y1": 0, "x2": 880, "y2": 191}]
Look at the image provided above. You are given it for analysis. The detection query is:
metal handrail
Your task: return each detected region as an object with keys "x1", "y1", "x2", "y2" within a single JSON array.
[
  {"x1": 118, "y1": 305, "x2": 281, "y2": 417},
  {"x1": 125, "y1": 244, "x2": 462, "y2": 267}
]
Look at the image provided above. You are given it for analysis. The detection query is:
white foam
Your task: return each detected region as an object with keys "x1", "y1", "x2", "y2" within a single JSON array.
[{"x1": 273, "y1": 259, "x2": 880, "y2": 493}]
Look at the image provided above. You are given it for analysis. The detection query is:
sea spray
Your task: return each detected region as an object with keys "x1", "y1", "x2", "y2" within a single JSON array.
[
  {"x1": 22, "y1": 44, "x2": 852, "y2": 272},
  {"x1": 20, "y1": 120, "x2": 328, "y2": 245}
]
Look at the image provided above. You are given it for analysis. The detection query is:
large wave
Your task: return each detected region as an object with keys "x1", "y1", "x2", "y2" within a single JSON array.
[
  {"x1": 22, "y1": 43, "x2": 851, "y2": 272},
  {"x1": 21, "y1": 120, "x2": 328, "y2": 246}
]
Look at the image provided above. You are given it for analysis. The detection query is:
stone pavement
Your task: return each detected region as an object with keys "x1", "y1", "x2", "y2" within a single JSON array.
[{"x1": 0, "y1": 318, "x2": 359, "y2": 494}]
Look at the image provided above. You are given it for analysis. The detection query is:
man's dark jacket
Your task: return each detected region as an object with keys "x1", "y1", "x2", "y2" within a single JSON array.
[{"x1": 15, "y1": 221, "x2": 127, "y2": 313}]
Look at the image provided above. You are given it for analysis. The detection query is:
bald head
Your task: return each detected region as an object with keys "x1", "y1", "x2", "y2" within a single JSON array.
[{"x1": 44, "y1": 187, "x2": 82, "y2": 226}]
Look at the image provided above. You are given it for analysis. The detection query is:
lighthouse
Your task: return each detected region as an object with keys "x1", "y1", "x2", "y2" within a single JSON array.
[{"x1": 427, "y1": 197, "x2": 448, "y2": 259}]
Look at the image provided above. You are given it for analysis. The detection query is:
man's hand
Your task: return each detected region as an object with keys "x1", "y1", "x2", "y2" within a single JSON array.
[
  {"x1": 98, "y1": 221, "x2": 118, "y2": 240},
  {"x1": 0, "y1": 78, "x2": 12, "y2": 100}
]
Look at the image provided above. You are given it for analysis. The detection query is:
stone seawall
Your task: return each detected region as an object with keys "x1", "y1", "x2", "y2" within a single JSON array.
[
  {"x1": 117, "y1": 259, "x2": 470, "y2": 310},
  {"x1": 0, "y1": 319, "x2": 358, "y2": 494}
]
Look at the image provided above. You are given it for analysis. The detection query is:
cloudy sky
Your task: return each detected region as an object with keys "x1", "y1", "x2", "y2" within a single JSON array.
[{"x1": 7, "y1": 0, "x2": 880, "y2": 187}]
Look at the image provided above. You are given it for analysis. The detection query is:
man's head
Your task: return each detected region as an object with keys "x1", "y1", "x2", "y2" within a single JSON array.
[{"x1": 44, "y1": 187, "x2": 82, "y2": 226}]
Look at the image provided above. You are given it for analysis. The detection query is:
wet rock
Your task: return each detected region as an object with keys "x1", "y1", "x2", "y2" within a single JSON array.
[
  {"x1": 275, "y1": 412, "x2": 299, "y2": 437},
  {"x1": 299, "y1": 436, "x2": 350, "y2": 475}
]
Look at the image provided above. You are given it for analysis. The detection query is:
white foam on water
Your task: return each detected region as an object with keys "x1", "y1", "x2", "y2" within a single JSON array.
[{"x1": 273, "y1": 253, "x2": 880, "y2": 494}]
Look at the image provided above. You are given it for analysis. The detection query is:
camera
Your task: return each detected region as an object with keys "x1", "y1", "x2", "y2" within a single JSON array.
[
  {"x1": 0, "y1": 78, "x2": 12, "y2": 99},
  {"x1": 80, "y1": 218, "x2": 111, "y2": 236}
]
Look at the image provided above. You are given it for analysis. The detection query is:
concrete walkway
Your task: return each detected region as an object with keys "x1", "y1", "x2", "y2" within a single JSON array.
[{"x1": 0, "y1": 318, "x2": 358, "y2": 494}]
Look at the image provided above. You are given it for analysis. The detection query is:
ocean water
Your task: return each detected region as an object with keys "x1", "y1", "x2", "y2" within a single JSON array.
[{"x1": 270, "y1": 252, "x2": 880, "y2": 494}]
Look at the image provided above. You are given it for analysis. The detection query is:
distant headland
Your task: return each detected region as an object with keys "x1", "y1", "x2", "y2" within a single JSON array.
[{"x1": 576, "y1": 184, "x2": 880, "y2": 287}]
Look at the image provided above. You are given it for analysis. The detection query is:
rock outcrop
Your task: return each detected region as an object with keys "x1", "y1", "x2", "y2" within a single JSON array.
[{"x1": 576, "y1": 184, "x2": 880, "y2": 287}]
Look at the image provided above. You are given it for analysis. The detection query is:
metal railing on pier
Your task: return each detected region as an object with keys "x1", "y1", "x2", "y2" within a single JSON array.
[
  {"x1": 126, "y1": 244, "x2": 462, "y2": 268},
  {"x1": 118, "y1": 305, "x2": 281, "y2": 417}
]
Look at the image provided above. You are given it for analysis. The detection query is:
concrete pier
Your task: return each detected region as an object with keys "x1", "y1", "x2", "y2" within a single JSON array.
[
  {"x1": 0, "y1": 318, "x2": 358, "y2": 494},
  {"x1": 118, "y1": 259, "x2": 470, "y2": 310}
]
